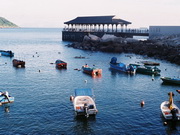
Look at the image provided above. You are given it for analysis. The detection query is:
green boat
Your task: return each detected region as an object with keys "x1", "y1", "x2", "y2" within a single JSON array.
[
  {"x1": 136, "y1": 66, "x2": 161, "y2": 76},
  {"x1": 161, "y1": 77, "x2": 180, "y2": 85}
]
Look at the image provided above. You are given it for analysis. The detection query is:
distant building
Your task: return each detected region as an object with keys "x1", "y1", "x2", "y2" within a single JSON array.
[
  {"x1": 62, "y1": 15, "x2": 148, "y2": 42},
  {"x1": 149, "y1": 26, "x2": 180, "y2": 38}
]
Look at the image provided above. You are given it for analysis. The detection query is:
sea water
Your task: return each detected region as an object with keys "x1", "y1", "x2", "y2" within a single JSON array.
[{"x1": 0, "y1": 28, "x2": 180, "y2": 135}]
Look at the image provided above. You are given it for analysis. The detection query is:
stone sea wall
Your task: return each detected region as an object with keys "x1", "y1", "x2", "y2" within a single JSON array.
[{"x1": 66, "y1": 34, "x2": 180, "y2": 65}]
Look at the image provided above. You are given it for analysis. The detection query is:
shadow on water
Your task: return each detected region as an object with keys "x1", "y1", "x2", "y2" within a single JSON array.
[
  {"x1": 161, "y1": 82, "x2": 180, "y2": 86},
  {"x1": 73, "y1": 116, "x2": 96, "y2": 134},
  {"x1": 165, "y1": 121, "x2": 180, "y2": 134},
  {"x1": 109, "y1": 68, "x2": 135, "y2": 77},
  {"x1": 160, "y1": 115, "x2": 180, "y2": 134}
]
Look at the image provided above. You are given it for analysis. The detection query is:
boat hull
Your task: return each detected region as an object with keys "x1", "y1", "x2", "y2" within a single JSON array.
[
  {"x1": 110, "y1": 63, "x2": 135, "y2": 73},
  {"x1": 13, "y1": 59, "x2": 25, "y2": 67},
  {"x1": 55, "y1": 60, "x2": 67, "y2": 69},
  {"x1": 0, "y1": 50, "x2": 14, "y2": 57},
  {"x1": 161, "y1": 77, "x2": 180, "y2": 85},
  {"x1": 73, "y1": 96, "x2": 98, "y2": 117},
  {"x1": 161, "y1": 101, "x2": 180, "y2": 120},
  {"x1": 0, "y1": 96, "x2": 14, "y2": 104},
  {"x1": 136, "y1": 66, "x2": 160, "y2": 76},
  {"x1": 82, "y1": 66, "x2": 102, "y2": 76}
]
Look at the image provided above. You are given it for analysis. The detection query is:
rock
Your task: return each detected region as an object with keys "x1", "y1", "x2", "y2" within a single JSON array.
[{"x1": 66, "y1": 34, "x2": 180, "y2": 65}]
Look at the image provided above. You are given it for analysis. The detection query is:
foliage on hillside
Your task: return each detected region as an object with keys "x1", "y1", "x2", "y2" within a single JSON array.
[{"x1": 0, "y1": 17, "x2": 18, "y2": 28}]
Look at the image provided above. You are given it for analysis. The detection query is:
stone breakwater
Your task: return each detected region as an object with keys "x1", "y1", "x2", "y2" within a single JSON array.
[{"x1": 66, "y1": 34, "x2": 180, "y2": 65}]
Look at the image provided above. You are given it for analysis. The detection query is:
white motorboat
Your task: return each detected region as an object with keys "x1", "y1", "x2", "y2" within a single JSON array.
[
  {"x1": 160, "y1": 92, "x2": 180, "y2": 121},
  {"x1": 71, "y1": 88, "x2": 98, "y2": 118},
  {"x1": 0, "y1": 91, "x2": 14, "y2": 105}
]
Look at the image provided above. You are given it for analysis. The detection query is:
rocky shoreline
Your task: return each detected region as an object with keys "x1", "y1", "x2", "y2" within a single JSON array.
[{"x1": 66, "y1": 34, "x2": 180, "y2": 65}]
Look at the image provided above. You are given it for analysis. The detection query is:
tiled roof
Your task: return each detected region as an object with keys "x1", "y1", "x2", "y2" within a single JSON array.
[{"x1": 64, "y1": 15, "x2": 131, "y2": 25}]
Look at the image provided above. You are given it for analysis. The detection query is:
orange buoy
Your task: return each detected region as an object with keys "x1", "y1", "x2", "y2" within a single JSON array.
[{"x1": 141, "y1": 100, "x2": 145, "y2": 107}]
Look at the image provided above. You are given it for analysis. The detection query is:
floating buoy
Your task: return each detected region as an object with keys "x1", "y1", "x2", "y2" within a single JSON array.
[
  {"x1": 70, "y1": 95, "x2": 74, "y2": 101},
  {"x1": 141, "y1": 100, "x2": 145, "y2": 107},
  {"x1": 39, "y1": 70, "x2": 41, "y2": 72},
  {"x1": 84, "y1": 80, "x2": 87, "y2": 83},
  {"x1": 164, "y1": 121, "x2": 167, "y2": 125}
]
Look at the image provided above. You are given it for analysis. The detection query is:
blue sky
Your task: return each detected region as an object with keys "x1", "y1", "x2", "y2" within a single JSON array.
[{"x1": 0, "y1": 0, "x2": 179, "y2": 28}]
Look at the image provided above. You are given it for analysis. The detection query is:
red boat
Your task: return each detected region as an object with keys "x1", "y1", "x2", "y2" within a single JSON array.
[
  {"x1": 12, "y1": 59, "x2": 25, "y2": 67},
  {"x1": 55, "y1": 60, "x2": 67, "y2": 69},
  {"x1": 82, "y1": 65, "x2": 102, "y2": 76}
]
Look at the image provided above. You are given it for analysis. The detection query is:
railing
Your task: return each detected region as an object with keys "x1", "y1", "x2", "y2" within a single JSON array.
[{"x1": 63, "y1": 28, "x2": 149, "y2": 34}]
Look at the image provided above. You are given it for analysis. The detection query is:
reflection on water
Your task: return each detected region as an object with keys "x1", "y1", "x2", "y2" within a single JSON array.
[{"x1": 73, "y1": 116, "x2": 96, "y2": 134}]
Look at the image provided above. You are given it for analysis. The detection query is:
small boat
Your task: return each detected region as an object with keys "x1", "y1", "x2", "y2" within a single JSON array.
[
  {"x1": 70, "y1": 88, "x2": 98, "y2": 118},
  {"x1": 0, "y1": 50, "x2": 14, "y2": 57},
  {"x1": 12, "y1": 59, "x2": 25, "y2": 67},
  {"x1": 140, "y1": 61, "x2": 160, "y2": 66},
  {"x1": 176, "y1": 90, "x2": 180, "y2": 94},
  {"x1": 74, "y1": 56, "x2": 86, "y2": 59},
  {"x1": 55, "y1": 60, "x2": 67, "y2": 69},
  {"x1": 161, "y1": 77, "x2": 180, "y2": 85},
  {"x1": 82, "y1": 64, "x2": 102, "y2": 76},
  {"x1": 160, "y1": 92, "x2": 180, "y2": 121},
  {"x1": 110, "y1": 57, "x2": 135, "y2": 73},
  {"x1": 0, "y1": 91, "x2": 14, "y2": 105},
  {"x1": 136, "y1": 65, "x2": 161, "y2": 75}
]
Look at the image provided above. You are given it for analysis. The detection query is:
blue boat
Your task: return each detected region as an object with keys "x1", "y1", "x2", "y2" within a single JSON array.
[
  {"x1": 110, "y1": 57, "x2": 135, "y2": 73},
  {"x1": 0, "y1": 50, "x2": 14, "y2": 57},
  {"x1": 0, "y1": 91, "x2": 14, "y2": 105}
]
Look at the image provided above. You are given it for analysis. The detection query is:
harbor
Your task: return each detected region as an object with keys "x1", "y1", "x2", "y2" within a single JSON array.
[{"x1": 0, "y1": 28, "x2": 180, "y2": 134}]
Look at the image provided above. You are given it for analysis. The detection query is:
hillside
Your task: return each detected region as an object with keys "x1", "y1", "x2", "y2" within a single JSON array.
[{"x1": 0, "y1": 17, "x2": 18, "y2": 28}]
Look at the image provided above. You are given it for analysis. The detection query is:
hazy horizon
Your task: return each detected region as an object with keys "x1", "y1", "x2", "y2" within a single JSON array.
[{"x1": 1, "y1": 0, "x2": 180, "y2": 28}]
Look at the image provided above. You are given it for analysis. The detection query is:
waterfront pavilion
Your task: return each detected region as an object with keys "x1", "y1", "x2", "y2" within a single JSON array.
[{"x1": 64, "y1": 15, "x2": 132, "y2": 32}]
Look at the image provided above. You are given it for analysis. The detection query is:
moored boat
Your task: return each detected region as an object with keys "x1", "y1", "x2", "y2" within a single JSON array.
[
  {"x1": 0, "y1": 50, "x2": 14, "y2": 57},
  {"x1": 12, "y1": 59, "x2": 25, "y2": 67},
  {"x1": 160, "y1": 92, "x2": 180, "y2": 121},
  {"x1": 70, "y1": 88, "x2": 98, "y2": 118},
  {"x1": 140, "y1": 61, "x2": 160, "y2": 66},
  {"x1": 82, "y1": 64, "x2": 102, "y2": 76},
  {"x1": 110, "y1": 57, "x2": 135, "y2": 73},
  {"x1": 136, "y1": 65, "x2": 161, "y2": 76},
  {"x1": 55, "y1": 60, "x2": 67, "y2": 69},
  {"x1": 0, "y1": 91, "x2": 14, "y2": 105},
  {"x1": 161, "y1": 77, "x2": 180, "y2": 85}
]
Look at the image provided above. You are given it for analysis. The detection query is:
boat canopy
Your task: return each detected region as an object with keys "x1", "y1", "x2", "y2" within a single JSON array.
[{"x1": 74, "y1": 88, "x2": 94, "y2": 97}]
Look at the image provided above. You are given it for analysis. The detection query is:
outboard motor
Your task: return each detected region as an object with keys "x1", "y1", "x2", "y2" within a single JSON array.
[
  {"x1": 84, "y1": 103, "x2": 89, "y2": 118},
  {"x1": 2, "y1": 91, "x2": 10, "y2": 103},
  {"x1": 110, "y1": 57, "x2": 117, "y2": 64},
  {"x1": 171, "y1": 108, "x2": 178, "y2": 121}
]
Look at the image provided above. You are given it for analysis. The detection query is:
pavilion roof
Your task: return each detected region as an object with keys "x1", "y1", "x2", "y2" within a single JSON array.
[{"x1": 64, "y1": 15, "x2": 131, "y2": 25}]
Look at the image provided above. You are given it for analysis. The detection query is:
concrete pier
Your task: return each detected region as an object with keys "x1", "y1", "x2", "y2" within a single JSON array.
[{"x1": 62, "y1": 31, "x2": 149, "y2": 42}]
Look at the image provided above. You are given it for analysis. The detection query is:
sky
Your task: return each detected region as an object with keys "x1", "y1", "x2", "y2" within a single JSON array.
[{"x1": 0, "y1": 0, "x2": 180, "y2": 28}]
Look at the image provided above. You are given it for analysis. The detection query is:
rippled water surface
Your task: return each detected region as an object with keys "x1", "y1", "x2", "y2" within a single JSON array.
[{"x1": 0, "y1": 28, "x2": 180, "y2": 135}]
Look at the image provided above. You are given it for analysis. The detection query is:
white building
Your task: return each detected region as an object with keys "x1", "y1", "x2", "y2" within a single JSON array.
[{"x1": 149, "y1": 26, "x2": 180, "y2": 39}]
